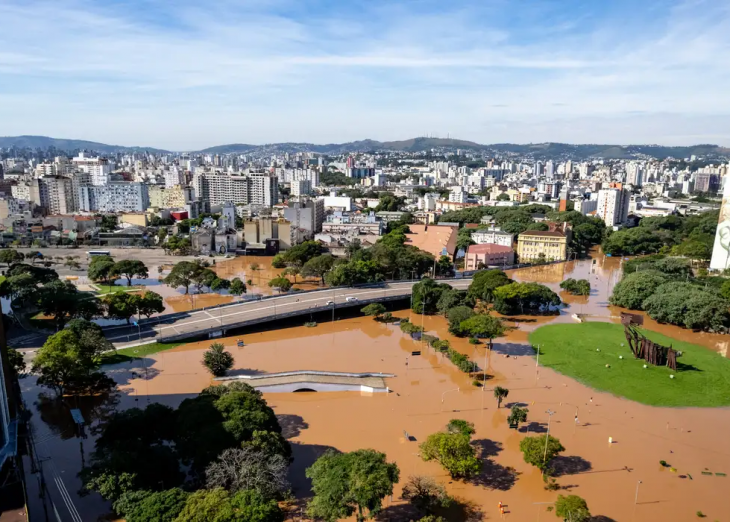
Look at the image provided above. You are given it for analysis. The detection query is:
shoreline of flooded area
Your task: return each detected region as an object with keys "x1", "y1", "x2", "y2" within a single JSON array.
[{"x1": 19, "y1": 254, "x2": 730, "y2": 521}]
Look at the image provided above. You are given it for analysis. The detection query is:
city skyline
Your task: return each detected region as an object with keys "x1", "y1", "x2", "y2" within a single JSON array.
[{"x1": 1, "y1": 0, "x2": 729, "y2": 149}]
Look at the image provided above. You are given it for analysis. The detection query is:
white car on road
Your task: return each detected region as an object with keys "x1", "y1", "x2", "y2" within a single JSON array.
[{"x1": 345, "y1": 296, "x2": 358, "y2": 302}]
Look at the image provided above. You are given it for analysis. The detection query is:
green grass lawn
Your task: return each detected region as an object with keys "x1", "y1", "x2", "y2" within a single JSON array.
[
  {"x1": 94, "y1": 284, "x2": 145, "y2": 295},
  {"x1": 529, "y1": 322, "x2": 730, "y2": 407},
  {"x1": 101, "y1": 341, "x2": 188, "y2": 365}
]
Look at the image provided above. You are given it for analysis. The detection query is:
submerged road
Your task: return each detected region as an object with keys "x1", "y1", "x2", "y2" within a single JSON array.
[{"x1": 104, "y1": 279, "x2": 472, "y2": 346}]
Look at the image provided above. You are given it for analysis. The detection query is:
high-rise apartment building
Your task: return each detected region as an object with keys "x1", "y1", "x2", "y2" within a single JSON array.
[
  {"x1": 291, "y1": 179, "x2": 312, "y2": 197},
  {"x1": 31, "y1": 176, "x2": 76, "y2": 214},
  {"x1": 193, "y1": 171, "x2": 278, "y2": 207},
  {"x1": 694, "y1": 172, "x2": 719, "y2": 194},
  {"x1": 78, "y1": 182, "x2": 149, "y2": 212},
  {"x1": 72, "y1": 152, "x2": 112, "y2": 185},
  {"x1": 596, "y1": 188, "x2": 630, "y2": 226}
]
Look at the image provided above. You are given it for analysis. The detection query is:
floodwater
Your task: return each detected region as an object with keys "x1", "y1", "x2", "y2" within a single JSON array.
[
  {"x1": 213, "y1": 255, "x2": 322, "y2": 296},
  {"x1": 503, "y1": 252, "x2": 730, "y2": 355},
  {"x1": 164, "y1": 293, "x2": 235, "y2": 312},
  {"x1": 18, "y1": 253, "x2": 730, "y2": 521}
]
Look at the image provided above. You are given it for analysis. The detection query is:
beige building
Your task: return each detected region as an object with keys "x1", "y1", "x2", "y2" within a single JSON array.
[
  {"x1": 120, "y1": 212, "x2": 149, "y2": 227},
  {"x1": 517, "y1": 230, "x2": 569, "y2": 262},
  {"x1": 148, "y1": 185, "x2": 189, "y2": 209}
]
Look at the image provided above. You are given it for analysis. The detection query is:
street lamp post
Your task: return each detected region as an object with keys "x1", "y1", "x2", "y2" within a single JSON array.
[
  {"x1": 635, "y1": 480, "x2": 642, "y2": 504},
  {"x1": 543, "y1": 409, "x2": 556, "y2": 466},
  {"x1": 441, "y1": 387, "x2": 460, "y2": 411}
]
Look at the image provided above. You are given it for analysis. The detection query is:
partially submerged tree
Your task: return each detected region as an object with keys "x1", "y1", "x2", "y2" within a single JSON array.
[
  {"x1": 419, "y1": 431, "x2": 480, "y2": 479},
  {"x1": 306, "y1": 449, "x2": 400, "y2": 522},
  {"x1": 205, "y1": 447, "x2": 290, "y2": 500},
  {"x1": 202, "y1": 342, "x2": 234, "y2": 377},
  {"x1": 493, "y1": 386, "x2": 509, "y2": 408},
  {"x1": 519, "y1": 435, "x2": 565, "y2": 474},
  {"x1": 361, "y1": 303, "x2": 386, "y2": 319},
  {"x1": 555, "y1": 494, "x2": 591, "y2": 522}
]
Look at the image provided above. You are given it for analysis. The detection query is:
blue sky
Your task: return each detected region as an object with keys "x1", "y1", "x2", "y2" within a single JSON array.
[{"x1": 0, "y1": 0, "x2": 729, "y2": 150}]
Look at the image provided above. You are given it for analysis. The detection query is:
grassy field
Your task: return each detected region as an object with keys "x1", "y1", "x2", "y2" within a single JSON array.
[
  {"x1": 101, "y1": 341, "x2": 188, "y2": 365},
  {"x1": 529, "y1": 322, "x2": 730, "y2": 407},
  {"x1": 94, "y1": 284, "x2": 146, "y2": 295}
]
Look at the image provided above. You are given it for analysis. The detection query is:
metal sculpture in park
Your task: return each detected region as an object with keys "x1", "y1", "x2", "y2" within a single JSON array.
[{"x1": 621, "y1": 313, "x2": 678, "y2": 371}]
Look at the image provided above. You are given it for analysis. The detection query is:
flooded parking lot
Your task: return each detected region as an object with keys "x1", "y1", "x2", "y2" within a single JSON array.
[{"x1": 19, "y1": 254, "x2": 730, "y2": 521}]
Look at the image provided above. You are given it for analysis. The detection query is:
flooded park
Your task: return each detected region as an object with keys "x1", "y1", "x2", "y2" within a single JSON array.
[{"x1": 18, "y1": 252, "x2": 730, "y2": 521}]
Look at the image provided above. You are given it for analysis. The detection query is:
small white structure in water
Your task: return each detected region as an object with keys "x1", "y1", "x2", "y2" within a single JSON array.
[{"x1": 214, "y1": 370, "x2": 394, "y2": 393}]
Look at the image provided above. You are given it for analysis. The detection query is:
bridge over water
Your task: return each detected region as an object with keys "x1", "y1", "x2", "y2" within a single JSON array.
[{"x1": 104, "y1": 278, "x2": 472, "y2": 347}]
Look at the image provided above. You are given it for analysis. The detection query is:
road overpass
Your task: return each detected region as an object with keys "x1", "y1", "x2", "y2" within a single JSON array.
[{"x1": 104, "y1": 279, "x2": 472, "y2": 347}]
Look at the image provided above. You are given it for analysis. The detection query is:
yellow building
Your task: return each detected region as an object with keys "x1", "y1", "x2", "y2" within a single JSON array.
[
  {"x1": 517, "y1": 230, "x2": 569, "y2": 262},
  {"x1": 120, "y1": 212, "x2": 149, "y2": 227},
  {"x1": 148, "y1": 185, "x2": 187, "y2": 209}
]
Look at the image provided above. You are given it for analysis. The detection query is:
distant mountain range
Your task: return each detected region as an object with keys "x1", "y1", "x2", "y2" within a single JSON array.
[{"x1": 1, "y1": 135, "x2": 728, "y2": 160}]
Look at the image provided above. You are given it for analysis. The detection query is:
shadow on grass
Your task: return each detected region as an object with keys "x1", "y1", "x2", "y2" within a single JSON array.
[
  {"x1": 552, "y1": 455, "x2": 593, "y2": 476},
  {"x1": 676, "y1": 361, "x2": 702, "y2": 372}
]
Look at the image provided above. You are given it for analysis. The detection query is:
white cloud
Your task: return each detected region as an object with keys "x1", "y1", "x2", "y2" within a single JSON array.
[{"x1": 0, "y1": 0, "x2": 728, "y2": 149}]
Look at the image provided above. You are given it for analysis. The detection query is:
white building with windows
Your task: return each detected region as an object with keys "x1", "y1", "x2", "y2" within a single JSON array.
[
  {"x1": 471, "y1": 228, "x2": 514, "y2": 247},
  {"x1": 72, "y1": 152, "x2": 113, "y2": 186},
  {"x1": 78, "y1": 182, "x2": 149, "y2": 212},
  {"x1": 193, "y1": 171, "x2": 278, "y2": 207},
  {"x1": 596, "y1": 188, "x2": 630, "y2": 227}
]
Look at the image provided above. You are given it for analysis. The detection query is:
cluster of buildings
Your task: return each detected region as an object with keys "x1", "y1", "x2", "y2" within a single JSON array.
[{"x1": 0, "y1": 145, "x2": 725, "y2": 258}]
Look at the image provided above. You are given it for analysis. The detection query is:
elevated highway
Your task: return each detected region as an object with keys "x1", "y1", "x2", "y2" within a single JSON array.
[{"x1": 104, "y1": 279, "x2": 472, "y2": 346}]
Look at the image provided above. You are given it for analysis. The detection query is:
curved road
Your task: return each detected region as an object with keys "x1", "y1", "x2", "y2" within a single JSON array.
[{"x1": 104, "y1": 279, "x2": 472, "y2": 346}]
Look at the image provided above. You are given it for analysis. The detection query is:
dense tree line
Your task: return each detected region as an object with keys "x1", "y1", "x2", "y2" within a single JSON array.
[
  {"x1": 325, "y1": 225, "x2": 435, "y2": 286},
  {"x1": 82, "y1": 381, "x2": 292, "y2": 521},
  {"x1": 603, "y1": 211, "x2": 717, "y2": 258},
  {"x1": 610, "y1": 257, "x2": 729, "y2": 331}
]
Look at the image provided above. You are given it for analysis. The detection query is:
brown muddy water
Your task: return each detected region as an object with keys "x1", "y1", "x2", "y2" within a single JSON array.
[
  {"x1": 19, "y1": 254, "x2": 730, "y2": 521},
  {"x1": 213, "y1": 255, "x2": 323, "y2": 296}
]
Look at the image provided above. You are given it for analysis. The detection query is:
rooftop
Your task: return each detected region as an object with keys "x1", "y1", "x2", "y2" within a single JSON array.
[
  {"x1": 405, "y1": 224, "x2": 458, "y2": 258},
  {"x1": 467, "y1": 243, "x2": 514, "y2": 254},
  {"x1": 519, "y1": 230, "x2": 566, "y2": 238}
]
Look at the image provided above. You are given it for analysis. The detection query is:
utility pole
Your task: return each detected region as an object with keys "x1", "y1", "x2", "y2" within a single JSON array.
[{"x1": 543, "y1": 409, "x2": 556, "y2": 467}]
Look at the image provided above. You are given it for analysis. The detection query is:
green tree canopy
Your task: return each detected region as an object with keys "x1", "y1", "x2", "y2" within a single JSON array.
[
  {"x1": 519, "y1": 435, "x2": 565, "y2": 473},
  {"x1": 436, "y1": 288, "x2": 470, "y2": 314},
  {"x1": 419, "y1": 432, "x2": 480, "y2": 479},
  {"x1": 306, "y1": 449, "x2": 400, "y2": 522},
  {"x1": 361, "y1": 303, "x2": 386, "y2": 318},
  {"x1": 229, "y1": 278, "x2": 246, "y2": 296},
  {"x1": 103, "y1": 291, "x2": 140, "y2": 324},
  {"x1": 459, "y1": 314, "x2": 505, "y2": 340},
  {"x1": 492, "y1": 282, "x2": 561, "y2": 315},
  {"x1": 609, "y1": 270, "x2": 668, "y2": 310},
  {"x1": 31, "y1": 321, "x2": 115, "y2": 396},
  {"x1": 88, "y1": 255, "x2": 117, "y2": 285},
  {"x1": 173, "y1": 488, "x2": 284, "y2": 522},
  {"x1": 203, "y1": 342, "x2": 234, "y2": 377},
  {"x1": 112, "y1": 259, "x2": 149, "y2": 286},
  {"x1": 268, "y1": 276, "x2": 292, "y2": 293},
  {"x1": 446, "y1": 306, "x2": 475, "y2": 336},
  {"x1": 0, "y1": 249, "x2": 24, "y2": 266},
  {"x1": 412, "y1": 278, "x2": 451, "y2": 314},
  {"x1": 137, "y1": 291, "x2": 165, "y2": 318},
  {"x1": 559, "y1": 278, "x2": 591, "y2": 296},
  {"x1": 555, "y1": 494, "x2": 591, "y2": 522},
  {"x1": 164, "y1": 261, "x2": 205, "y2": 294},
  {"x1": 467, "y1": 269, "x2": 512, "y2": 302},
  {"x1": 301, "y1": 254, "x2": 335, "y2": 285}
]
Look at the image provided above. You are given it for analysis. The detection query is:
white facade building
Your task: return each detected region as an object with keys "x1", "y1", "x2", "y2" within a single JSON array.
[
  {"x1": 596, "y1": 188, "x2": 630, "y2": 227},
  {"x1": 471, "y1": 229, "x2": 514, "y2": 247},
  {"x1": 78, "y1": 182, "x2": 149, "y2": 212},
  {"x1": 72, "y1": 153, "x2": 113, "y2": 186},
  {"x1": 193, "y1": 171, "x2": 278, "y2": 207}
]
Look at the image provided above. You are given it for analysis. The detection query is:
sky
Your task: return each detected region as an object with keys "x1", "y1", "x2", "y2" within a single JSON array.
[{"x1": 0, "y1": 0, "x2": 729, "y2": 150}]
